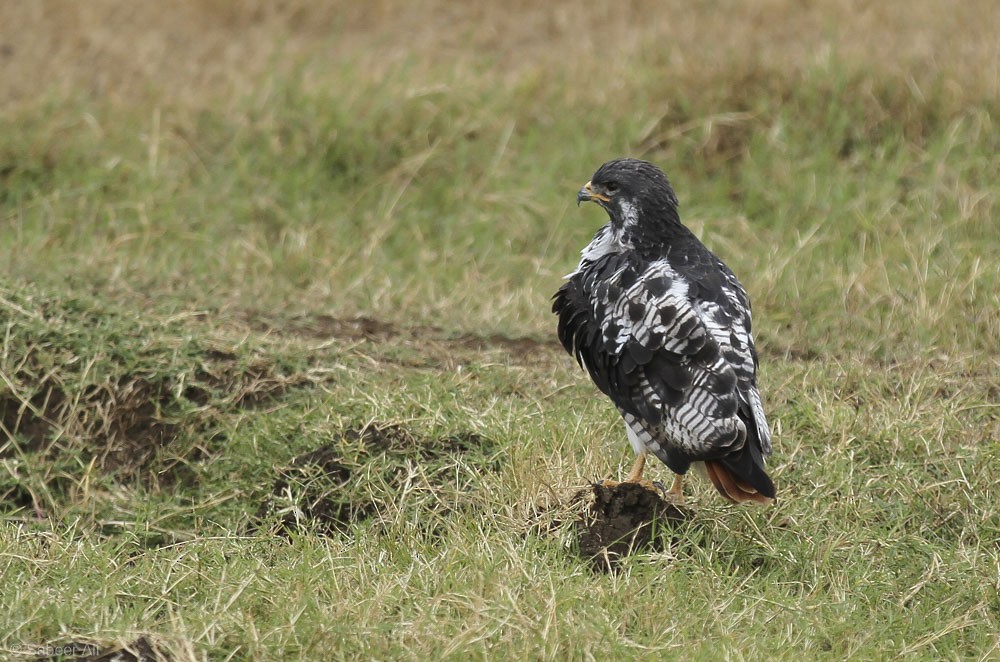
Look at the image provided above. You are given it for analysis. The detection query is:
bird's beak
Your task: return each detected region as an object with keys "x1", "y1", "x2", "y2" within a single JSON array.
[{"x1": 577, "y1": 181, "x2": 610, "y2": 207}]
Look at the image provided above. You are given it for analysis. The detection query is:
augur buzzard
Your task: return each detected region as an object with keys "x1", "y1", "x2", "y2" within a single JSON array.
[{"x1": 552, "y1": 158, "x2": 775, "y2": 504}]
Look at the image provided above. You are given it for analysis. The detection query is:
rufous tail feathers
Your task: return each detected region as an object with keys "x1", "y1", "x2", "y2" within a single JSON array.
[{"x1": 704, "y1": 460, "x2": 774, "y2": 505}]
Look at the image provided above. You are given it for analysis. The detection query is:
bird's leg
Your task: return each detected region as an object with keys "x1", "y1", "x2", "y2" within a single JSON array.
[
  {"x1": 666, "y1": 474, "x2": 685, "y2": 505},
  {"x1": 600, "y1": 452, "x2": 657, "y2": 492},
  {"x1": 624, "y1": 452, "x2": 647, "y2": 483}
]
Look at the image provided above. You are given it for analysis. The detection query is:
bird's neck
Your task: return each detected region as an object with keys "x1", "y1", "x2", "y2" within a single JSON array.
[{"x1": 623, "y1": 204, "x2": 690, "y2": 260}]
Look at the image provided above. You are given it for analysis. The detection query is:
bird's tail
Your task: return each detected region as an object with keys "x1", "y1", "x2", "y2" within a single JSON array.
[{"x1": 703, "y1": 440, "x2": 775, "y2": 504}]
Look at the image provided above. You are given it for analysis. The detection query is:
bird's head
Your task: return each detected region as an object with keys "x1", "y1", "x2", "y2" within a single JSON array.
[{"x1": 577, "y1": 158, "x2": 680, "y2": 230}]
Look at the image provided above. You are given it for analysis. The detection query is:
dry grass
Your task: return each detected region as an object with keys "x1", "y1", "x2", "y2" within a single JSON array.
[
  {"x1": 3, "y1": 0, "x2": 998, "y2": 108},
  {"x1": 1, "y1": 1, "x2": 999, "y2": 660}
]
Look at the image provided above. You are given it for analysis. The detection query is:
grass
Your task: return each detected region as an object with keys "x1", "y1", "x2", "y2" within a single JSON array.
[{"x1": 1, "y1": 0, "x2": 999, "y2": 659}]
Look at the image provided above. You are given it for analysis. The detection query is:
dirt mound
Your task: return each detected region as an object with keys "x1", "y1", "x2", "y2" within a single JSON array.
[
  {"x1": 577, "y1": 482, "x2": 690, "y2": 572},
  {"x1": 253, "y1": 422, "x2": 499, "y2": 536},
  {"x1": 531, "y1": 481, "x2": 691, "y2": 572}
]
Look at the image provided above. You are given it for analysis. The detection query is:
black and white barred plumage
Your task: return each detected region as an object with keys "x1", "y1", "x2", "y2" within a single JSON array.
[{"x1": 553, "y1": 158, "x2": 775, "y2": 503}]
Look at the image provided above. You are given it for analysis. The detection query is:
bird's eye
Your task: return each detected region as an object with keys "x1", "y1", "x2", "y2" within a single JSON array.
[{"x1": 605, "y1": 182, "x2": 619, "y2": 194}]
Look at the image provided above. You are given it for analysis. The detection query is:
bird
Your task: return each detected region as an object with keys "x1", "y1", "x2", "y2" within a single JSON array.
[{"x1": 552, "y1": 158, "x2": 775, "y2": 504}]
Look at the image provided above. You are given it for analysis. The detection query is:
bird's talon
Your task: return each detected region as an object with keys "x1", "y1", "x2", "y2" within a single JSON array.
[
  {"x1": 598, "y1": 477, "x2": 661, "y2": 493},
  {"x1": 634, "y1": 479, "x2": 660, "y2": 493}
]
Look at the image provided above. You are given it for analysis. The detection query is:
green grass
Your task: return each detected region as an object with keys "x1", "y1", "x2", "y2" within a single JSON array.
[{"x1": 2, "y1": 2, "x2": 999, "y2": 659}]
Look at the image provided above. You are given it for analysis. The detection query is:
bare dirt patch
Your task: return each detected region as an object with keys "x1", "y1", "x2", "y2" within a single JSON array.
[
  {"x1": 532, "y1": 482, "x2": 691, "y2": 572},
  {"x1": 0, "y1": 287, "x2": 314, "y2": 517},
  {"x1": 253, "y1": 422, "x2": 499, "y2": 536},
  {"x1": 577, "y1": 482, "x2": 690, "y2": 572},
  {"x1": 1, "y1": 352, "x2": 296, "y2": 480},
  {"x1": 244, "y1": 312, "x2": 559, "y2": 365}
]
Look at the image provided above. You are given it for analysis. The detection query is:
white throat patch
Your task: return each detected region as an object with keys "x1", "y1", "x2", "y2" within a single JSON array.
[
  {"x1": 567, "y1": 224, "x2": 631, "y2": 277},
  {"x1": 618, "y1": 199, "x2": 639, "y2": 228}
]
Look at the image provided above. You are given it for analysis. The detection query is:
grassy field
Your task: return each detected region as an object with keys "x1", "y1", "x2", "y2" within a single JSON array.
[{"x1": 2, "y1": 0, "x2": 999, "y2": 659}]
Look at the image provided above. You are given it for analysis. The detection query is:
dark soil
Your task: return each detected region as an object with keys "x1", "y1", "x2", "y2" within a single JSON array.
[
  {"x1": 0, "y1": 386, "x2": 66, "y2": 454},
  {"x1": 576, "y1": 482, "x2": 691, "y2": 572},
  {"x1": 0, "y1": 345, "x2": 299, "y2": 499},
  {"x1": 529, "y1": 481, "x2": 692, "y2": 572},
  {"x1": 243, "y1": 312, "x2": 558, "y2": 362},
  {"x1": 253, "y1": 422, "x2": 499, "y2": 536}
]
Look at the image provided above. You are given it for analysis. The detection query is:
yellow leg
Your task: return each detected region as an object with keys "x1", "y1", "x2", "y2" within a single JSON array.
[
  {"x1": 667, "y1": 474, "x2": 685, "y2": 504},
  {"x1": 625, "y1": 452, "x2": 647, "y2": 483},
  {"x1": 601, "y1": 451, "x2": 657, "y2": 491}
]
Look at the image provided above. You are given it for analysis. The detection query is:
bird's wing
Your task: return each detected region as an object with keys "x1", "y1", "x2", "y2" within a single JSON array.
[
  {"x1": 690, "y1": 260, "x2": 772, "y2": 455},
  {"x1": 554, "y1": 253, "x2": 747, "y2": 461}
]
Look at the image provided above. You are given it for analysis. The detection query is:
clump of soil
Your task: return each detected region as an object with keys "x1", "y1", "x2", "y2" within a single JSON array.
[
  {"x1": 254, "y1": 423, "x2": 498, "y2": 536},
  {"x1": 531, "y1": 481, "x2": 691, "y2": 572},
  {"x1": 577, "y1": 482, "x2": 690, "y2": 572}
]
